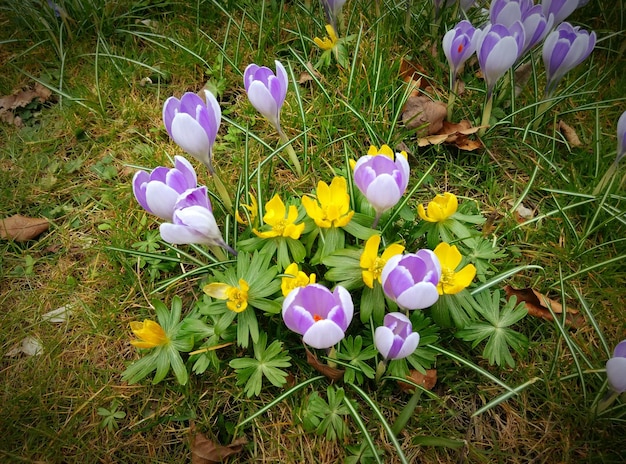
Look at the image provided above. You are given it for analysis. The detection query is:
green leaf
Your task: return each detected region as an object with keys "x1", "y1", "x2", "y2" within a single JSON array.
[{"x1": 228, "y1": 333, "x2": 291, "y2": 397}]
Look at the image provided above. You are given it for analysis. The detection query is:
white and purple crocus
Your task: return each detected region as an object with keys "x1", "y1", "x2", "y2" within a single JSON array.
[
  {"x1": 374, "y1": 312, "x2": 420, "y2": 361},
  {"x1": 542, "y1": 22, "x2": 596, "y2": 97},
  {"x1": 132, "y1": 155, "x2": 198, "y2": 221},
  {"x1": 490, "y1": 0, "x2": 554, "y2": 56},
  {"x1": 477, "y1": 23, "x2": 525, "y2": 97},
  {"x1": 282, "y1": 284, "x2": 353, "y2": 349},
  {"x1": 353, "y1": 150, "x2": 410, "y2": 227},
  {"x1": 132, "y1": 157, "x2": 234, "y2": 254},
  {"x1": 606, "y1": 339, "x2": 626, "y2": 394},
  {"x1": 243, "y1": 60, "x2": 289, "y2": 134},
  {"x1": 442, "y1": 20, "x2": 480, "y2": 90},
  {"x1": 541, "y1": 0, "x2": 579, "y2": 25},
  {"x1": 616, "y1": 110, "x2": 626, "y2": 164},
  {"x1": 381, "y1": 250, "x2": 441, "y2": 310},
  {"x1": 162, "y1": 90, "x2": 221, "y2": 174}
]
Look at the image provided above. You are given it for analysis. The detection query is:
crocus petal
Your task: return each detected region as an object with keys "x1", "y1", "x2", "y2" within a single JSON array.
[
  {"x1": 365, "y1": 175, "x2": 402, "y2": 212},
  {"x1": 302, "y1": 319, "x2": 345, "y2": 349},
  {"x1": 145, "y1": 182, "x2": 182, "y2": 221},
  {"x1": 606, "y1": 357, "x2": 626, "y2": 393},
  {"x1": 374, "y1": 326, "x2": 394, "y2": 358},
  {"x1": 132, "y1": 170, "x2": 151, "y2": 212},
  {"x1": 396, "y1": 282, "x2": 440, "y2": 310},
  {"x1": 247, "y1": 81, "x2": 280, "y2": 129},
  {"x1": 395, "y1": 332, "x2": 420, "y2": 359},
  {"x1": 170, "y1": 113, "x2": 211, "y2": 165}
]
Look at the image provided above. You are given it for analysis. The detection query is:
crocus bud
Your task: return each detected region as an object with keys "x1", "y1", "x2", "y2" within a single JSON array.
[
  {"x1": 477, "y1": 23, "x2": 525, "y2": 97},
  {"x1": 353, "y1": 146, "x2": 410, "y2": 218},
  {"x1": 616, "y1": 110, "x2": 626, "y2": 164},
  {"x1": 490, "y1": 0, "x2": 553, "y2": 55},
  {"x1": 162, "y1": 90, "x2": 221, "y2": 173},
  {"x1": 132, "y1": 156, "x2": 198, "y2": 220},
  {"x1": 243, "y1": 60, "x2": 289, "y2": 133},
  {"x1": 282, "y1": 284, "x2": 353, "y2": 349},
  {"x1": 606, "y1": 340, "x2": 626, "y2": 393},
  {"x1": 542, "y1": 22, "x2": 596, "y2": 97},
  {"x1": 442, "y1": 20, "x2": 480, "y2": 87},
  {"x1": 159, "y1": 199, "x2": 234, "y2": 254},
  {"x1": 374, "y1": 312, "x2": 420, "y2": 360},
  {"x1": 381, "y1": 250, "x2": 441, "y2": 310},
  {"x1": 541, "y1": 0, "x2": 578, "y2": 25}
]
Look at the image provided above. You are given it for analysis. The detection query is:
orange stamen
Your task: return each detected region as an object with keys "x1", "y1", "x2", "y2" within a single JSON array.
[
  {"x1": 313, "y1": 314, "x2": 324, "y2": 322},
  {"x1": 457, "y1": 43, "x2": 464, "y2": 53}
]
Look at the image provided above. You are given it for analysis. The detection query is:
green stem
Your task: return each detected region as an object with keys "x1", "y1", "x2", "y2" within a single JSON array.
[
  {"x1": 478, "y1": 92, "x2": 493, "y2": 138},
  {"x1": 533, "y1": 99, "x2": 551, "y2": 131},
  {"x1": 278, "y1": 129, "x2": 303, "y2": 177},
  {"x1": 596, "y1": 389, "x2": 620, "y2": 415},
  {"x1": 211, "y1": 167, "x2": 233, "y2": 213},
  {"x1": 592, "y1": 161, "x2": 618, "y2": 196},
  {"x1": 447, "y1": 75, "x2": 458, "y2": 121}
]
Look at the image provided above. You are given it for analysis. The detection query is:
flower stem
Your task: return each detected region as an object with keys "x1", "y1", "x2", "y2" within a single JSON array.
[
  {"x1": 447, "y1": 75, "x2": 457, "y2": 121},
  {"x1": 592, "y1": 161, "x2": 618, "y2": 196},
  {"x1": 278, "y1": 129, "x2": 303, "y2": 177},
  {"x1": 595, "y1": 389, "x2": 620, "y2": 415},
  {"x1": 211, "y1": 167, "x2": 233, "y2": 213},
  {"x1": 533, "y1": 99, "x2": 552, "y2": 131},
  {"x1": 478, "y1": 92, "x2": 493, "y2": 138},
  {"x1": 372, "y1": 211, "x2": 382, "y2": 229}
]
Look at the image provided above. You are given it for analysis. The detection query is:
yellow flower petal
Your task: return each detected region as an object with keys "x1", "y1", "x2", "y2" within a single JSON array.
[
  {"x1": 418, "y1": 192, "x2": 458, "y2": 222},
  {"x1": 203, "y1": 282, "x2": 230, "y2": 299},
  {"x1": 360, "y1": 235, "x2": 381, "y2": 269},
  {"x1": 434, "y1": 243, "x2": 475, "y2": 295},
  {"x1": 303, "y1": 177, "x2": 354, "y2": 228},
  {"x1": 281, "y1": 263, "x2": 316, "y2": 296},
  {"x1": 130, "y1": 320, "x2": 169, "y2": 348},
  {"x1": 368, "y1": 144, "x2": 394, "y2": 159}
]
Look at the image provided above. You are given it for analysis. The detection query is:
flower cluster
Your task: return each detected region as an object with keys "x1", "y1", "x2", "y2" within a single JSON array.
[{"x1": 123, "y1": 57, "x2": 530, "y2": 403}]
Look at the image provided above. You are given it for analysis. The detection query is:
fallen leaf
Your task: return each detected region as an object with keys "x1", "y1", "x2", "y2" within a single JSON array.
[
  {"x1": 191, "y1": 431, "x2": 247, "y2": 464},
  {"x1": 417, "y1": 120, "x2": 485, "y2": 151},
  {"x1": 42, "y1": 305, "x2": 73, "y2": 323},
  {"x1": 558, "y1": 120, "x2": 582, "y2": 147},
  {"x1": 5, "y1": 336, "x2": 43, "y2": 357},
  {"x1": 0, "y1": 83, "x2": 53, "y2": 126},
  {"x1": 504, "y1": 285, "x2": 583, "y2": 328},
  {"x1": 0, "y1": 215, "x2": 50, "y2": 242},
  {"x1": 402, "y1": 95, "x2": 447, "y2": 135},
  {"x1": 305, "y1": 346, "x2": 344, "y2": 382},
  {"x1": 298, "y1": 62, "x2": 322, "y2": 85},
  {"x1": 399, "y1": 58, "x2": 428, "y2": 87},
  {"x1": 398, "y1": 369, "x2": 437, "y2": 393}
]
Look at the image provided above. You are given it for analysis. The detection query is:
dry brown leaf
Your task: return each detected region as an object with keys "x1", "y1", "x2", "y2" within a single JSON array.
[
  {"x1": 402, "y1": 95, "x2": 447, "y2": 135},
  {"x1": 417, "y1": 120, "x2": 485, "y2": 151},
  {"x1": 514, "y1": 62, "x2": 533, "y2": 97},
  {"x1": 399, "y1": 58, "x2": 428, "y2": 87},
  {"x1": 191, "y1": 431, "x2": 247, "y2": 464},
  {"x1": 0, "y1": 83, "x2": 53, "y2": 126},
  {"x1": 0, "y1": 214, "x2": 49, "y2": 242},
  {"x1": 398, "y1": 369, "x2": 437, "y2": 393},
  {"x1": 504, "y1": 285, "x2": 584, "y2": 329},
  {"x1": 298, "y1": 62, "x2": 322, "y2": 85},
  {"x1": 305, "y1": 346, "x2": 344, "y2": 382},
  {"x1": 558, "y1": 120, "x2": 582, "y2": 147}
]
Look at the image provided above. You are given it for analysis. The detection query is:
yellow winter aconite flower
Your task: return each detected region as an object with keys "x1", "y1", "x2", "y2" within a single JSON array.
[
  {"x1": 235, "y1": 195, "x2": 258, "y2": 225},
  {"x1": 130, "y1": 320, "x2": 169, "y2": 348},
  {"x1": 314, "y1": 24, "x2": 338, "y2": 51},
  {"x1": 418, "y1": 192, "x2": 458, "y2": 223},
  {"x1": 360, "y1": 235, "x2": 405, "y2": 288},
  {"x1": 433, "y1": 242, "x2": 476, "y2": 295},
  {"x1": 367, "y1": 144, "x2": 395, "y2": 159},
  {"x1": 253, "y1": 194, "x2": 304, "y2": 239},
  {"x1": 281, "y1": 262, "x2": 316, "y2": 296},
  {"x1": 302, "y1": 176, "x2": 354, "y2": 228},
  {"x1": 204, "y1": 278, "x2": 250, "y2": 313}
]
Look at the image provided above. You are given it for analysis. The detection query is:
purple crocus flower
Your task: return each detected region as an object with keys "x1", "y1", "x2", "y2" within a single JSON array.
[
  {"x1": 477, "y1": 23, "x2": 525, "y2": 97},
  {"x1": 282, "y1": 284, "x2": 353, "y2": 349},
  {"x1": 490, "y1": 0, "x2": 554, "y2": 56},
  {"x1": 374, "y1": 312, "x2": 420, "y2": 360},
  {"x1": 162, "y1": 90, "x2": 221, "y2": 173},
  {"x1": 159, "y1": 198, "x2": 235, "y2": 254},
  {"x1": 381, "y1": 250, "x2": 441, "y2": 310},
  {"x1": 606, "y1": 339, "x2": 626, "y2": 393},
  {"x1": 542, "y1": 22, "x2": 596, "y2": 97},
  {"x1": 442, "y1": 20, "x2": 481, "y2": 88},
  {"x1": 132, "y1": 156, "x2": 198, "y2": 220},
  {"x1": 243, "y1": 60, "x2": 289, "y2": 133},
  {"x1": 541, "y1": 0, "x2": 578, "y2": 25},
  {"x1": 616, "y1": 110, "x2": 626, "y2": 164},
  {"x1": 353, "y1": 150, "x2": 410, "y2": 221}
]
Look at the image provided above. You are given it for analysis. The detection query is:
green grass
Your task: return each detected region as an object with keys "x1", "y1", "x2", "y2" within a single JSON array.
[{"x1": 1, "y1": 0, "x2": 625, "y2": 462}]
